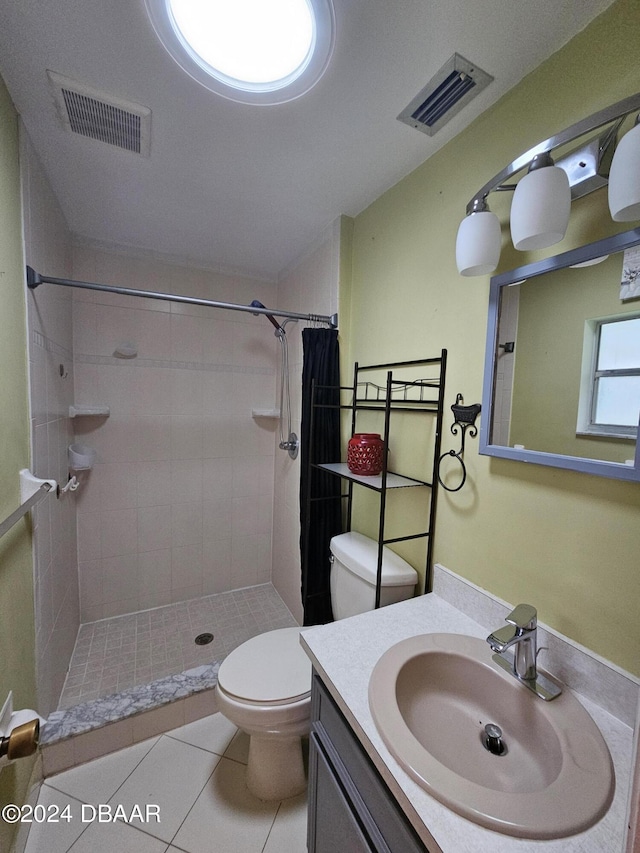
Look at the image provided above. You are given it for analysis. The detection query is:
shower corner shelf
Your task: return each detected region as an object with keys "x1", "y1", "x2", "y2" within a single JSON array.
[
  {"x1": 252, "y1": 408, "x2": 280, "y2": 419},
  {"x1": 69, "y1": 405, "x2": 110, "y2": 418}
]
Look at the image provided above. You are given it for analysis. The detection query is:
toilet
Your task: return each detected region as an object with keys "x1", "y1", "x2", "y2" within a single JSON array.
[{"x1": 216, "y1": 532, "x2": 417, "y2": 800}]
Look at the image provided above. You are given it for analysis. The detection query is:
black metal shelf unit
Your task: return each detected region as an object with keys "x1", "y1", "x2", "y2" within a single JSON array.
[{"x1": 304, "y1": 352, "x2": 447, "y2": 607}]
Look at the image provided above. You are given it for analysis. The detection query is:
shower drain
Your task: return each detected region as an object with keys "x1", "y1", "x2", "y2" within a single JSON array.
[{"x1": 194, "y1": 632, "x2": 214, "y2": 645}]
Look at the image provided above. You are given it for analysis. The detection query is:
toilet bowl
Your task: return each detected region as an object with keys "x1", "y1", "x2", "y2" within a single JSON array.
[
  {"x1": 216, "y1": 532, "x2": 417, "y2": 800},
  {"x1": 216, "y1": 626, "x2": 311, "y2": 801}
]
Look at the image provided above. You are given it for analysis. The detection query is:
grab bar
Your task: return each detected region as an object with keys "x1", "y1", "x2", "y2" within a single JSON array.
[{"x1": 0, "y1": 472, "x2": 56, "y2": 540}]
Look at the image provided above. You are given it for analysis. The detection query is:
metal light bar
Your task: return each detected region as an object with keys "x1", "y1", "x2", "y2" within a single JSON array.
[
  {"x1": 26, "y1": 267, "x2": 338, "y2": 329},
  {"x1": 465, "y1": 92, "x2": 640, "y2": 213}
]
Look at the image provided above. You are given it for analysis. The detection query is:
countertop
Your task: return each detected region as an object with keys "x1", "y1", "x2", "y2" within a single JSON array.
[{"x1": 300, "y1": 590, "x2": 635, "y2": 853}]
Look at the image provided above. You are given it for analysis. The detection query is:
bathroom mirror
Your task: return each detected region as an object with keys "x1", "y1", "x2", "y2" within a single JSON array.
[{"x1": 480, "y1": 228, "x2": 640, "y2": 481}]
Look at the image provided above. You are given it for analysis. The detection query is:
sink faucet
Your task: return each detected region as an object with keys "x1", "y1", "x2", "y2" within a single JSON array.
[{"x1": 487, "y1": 604, "x2": 561, "y2": 701}]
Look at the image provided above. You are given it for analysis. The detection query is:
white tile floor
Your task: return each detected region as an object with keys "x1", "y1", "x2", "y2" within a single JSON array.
[{"x1": 26, "y1": 713, "x2": 307, "y2": 853}]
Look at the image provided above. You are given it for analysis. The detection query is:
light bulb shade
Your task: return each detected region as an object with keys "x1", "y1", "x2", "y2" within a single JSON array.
[
  {"x1": 608, "y1": 122, "x2": 640, "y2": 222},
  {"x1": 455, "y1": 210, "x2": 501, "y2": 276},
  {"x1": 510, "y1": 165, "x2": 571, "y2": 251}
]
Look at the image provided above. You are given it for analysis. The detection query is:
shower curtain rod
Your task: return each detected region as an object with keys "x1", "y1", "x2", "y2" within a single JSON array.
[{"x1": 26, "y1": 267, "x2": 338, "y2": 329}]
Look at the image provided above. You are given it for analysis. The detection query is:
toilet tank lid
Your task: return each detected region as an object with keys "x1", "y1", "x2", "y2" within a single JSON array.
[{"x1": 330, "y1": 531, "x2": 417, "y2": 586}]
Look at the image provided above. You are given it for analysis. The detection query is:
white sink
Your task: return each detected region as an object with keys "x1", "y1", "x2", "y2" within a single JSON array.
[{"x1": 368, "y1": 632, "x2": 615, "y2": 839}]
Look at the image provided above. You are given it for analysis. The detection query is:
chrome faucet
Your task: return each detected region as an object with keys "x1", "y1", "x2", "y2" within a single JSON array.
[{"x1": 487, "y1": 604, "x2": 561, "y2": 701}]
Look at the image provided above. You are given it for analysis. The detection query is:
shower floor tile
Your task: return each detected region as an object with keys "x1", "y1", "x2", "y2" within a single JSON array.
[{"x1": 58, "y1": 584, "x2": 297, "y2": 710}]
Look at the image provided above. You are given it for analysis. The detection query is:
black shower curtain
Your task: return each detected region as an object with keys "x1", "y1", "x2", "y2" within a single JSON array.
[{"x1": 299, "y1": 328, "x2": 342, "y2": 626}]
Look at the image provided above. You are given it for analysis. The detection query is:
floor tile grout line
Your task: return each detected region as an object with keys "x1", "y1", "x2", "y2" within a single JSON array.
[
  {"x1": 46, "y1": 735, "x2": 161, "y2": 806},
  {"x1": 90, "y1": 737, "x2": 222, "y2": 849},
  {"x1": 35, "y1": 786, "x2": 93, "y2": 853},
  {"x1": 162, "y1": 731, "x2": 243, "y2": 763},
  {"x1": 161, "y1": 751, "x2": 223, "y2": 850},
  {"x1": 261, "y1": 800, "x2": 283, "y2": 853}
]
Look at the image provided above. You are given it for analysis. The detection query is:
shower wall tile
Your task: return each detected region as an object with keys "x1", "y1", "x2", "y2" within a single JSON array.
[
  {"x1": 202, "y1": 413, "x2": 235, "y2": 458},
  {"x1": 136, "y1": 461, "x2": 172, "y2": 506},
  {"x1": 202, "y1": 500, "x2": 232, "y2": 541},
  {"x1": 22, "y1": 125, "x2": 80, "y2": 716},
  {"x1": 72, "y1": 243, "x2": 278, "y2": 619},
  {"x1": 202, "y1": 458, "x2": 233, "y2": 501},
  {"x1": 138, "y1": 415, "x2": 172, "y2": 461},
  {"x1": 170, "y1": 313, "x2": 207, "y2": 363},
  {"x1": 72, "y1": 362, "x2": 98, "y2": 407},
  {"x1": 170, "y1": 414, "x2": 203, "y2": 459},
  {"x1": 171, "y1": 503, "x2": 203, "y2": 547},
  {"x1": 77, "y1": 512, "x2": 101, "y2": 561},
  {"x1": 138, "y1": 550, "x2": 172, "y2": 595},
  {"x1": 203, "y1": 318, "x2": 234, "y2": 363},
  {"x1": 202, "y1": 539, "x2": 232, "y2": 594},
  {"x1": 78, "y1": 560, "x2": 103, "y2": 610},
  {"x1": 134, "y1": 367, "x2": 170, "y2": 414},
  {"x1": 169, "y1": 368, "x2": 202, "y2": 414},
  {"x1": 171, "y1": 459, "x2": 203, "y2": 504},
  {"x1": 99, "y1": 462, "x2": 137, "y2": 510},
  {"x1": 138, "y1": 506, "x2": 172, "y2": 552},
  {"x1": 103, "y1": 555, "x2": 138, "y2": 602},
  {"x1": 100, "y1": 509, "x2": 138, "y2": 557}
]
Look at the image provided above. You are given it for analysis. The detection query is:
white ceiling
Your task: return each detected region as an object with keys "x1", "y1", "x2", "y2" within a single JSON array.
[{"x1": 0, "y1": 0, "x2": 615, "y2": 281}]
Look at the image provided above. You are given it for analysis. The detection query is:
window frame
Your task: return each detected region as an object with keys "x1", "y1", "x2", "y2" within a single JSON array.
[{"x1": 577, "y1": 314, "x2": 640, "y2": 440}]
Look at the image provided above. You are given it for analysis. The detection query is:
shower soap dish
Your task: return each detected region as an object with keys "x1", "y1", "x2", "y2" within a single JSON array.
[
  {"x1": 68, "y1": 443, "x2": 97, "y2": 471},
  {"x1": 69, "y1": 405, "x2": 110, "y2": 418}
]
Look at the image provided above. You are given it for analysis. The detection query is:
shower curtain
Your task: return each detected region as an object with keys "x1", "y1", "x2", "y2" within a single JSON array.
[{"x1": 299, "y1": 328, "x2": 342, "y2": 625}]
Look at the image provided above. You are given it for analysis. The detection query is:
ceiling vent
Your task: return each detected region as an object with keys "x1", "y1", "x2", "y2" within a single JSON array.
[
  {"x1": 397, "y1": 54, "x2": 493, "y2": 137},
  {"x1": 48, "y1": 71, "x2": 151, "y2": 156}
]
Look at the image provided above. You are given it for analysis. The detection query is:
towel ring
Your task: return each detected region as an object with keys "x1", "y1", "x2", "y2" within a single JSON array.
[{"x1": 437, "y1": 394, "x2": 481, "y2": 493}]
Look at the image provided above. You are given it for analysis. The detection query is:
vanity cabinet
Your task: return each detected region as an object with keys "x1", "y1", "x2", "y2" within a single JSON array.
[{"x1": 308, "y1": 673, "x2": 430, "y2": 853}]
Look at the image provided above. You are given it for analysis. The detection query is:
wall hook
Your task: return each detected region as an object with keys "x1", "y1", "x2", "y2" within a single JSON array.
[{"x1": 437, "y1": 394, "x2": 481, "y2": 492}]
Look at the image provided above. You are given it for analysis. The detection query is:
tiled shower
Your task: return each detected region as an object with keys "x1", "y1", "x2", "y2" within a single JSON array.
[
  {"x1": 21, "y1": 122, "x2": 341, "y2": 720},
  {"x1": 70, "y1": 247, "x2": 279, "y2": 621}
]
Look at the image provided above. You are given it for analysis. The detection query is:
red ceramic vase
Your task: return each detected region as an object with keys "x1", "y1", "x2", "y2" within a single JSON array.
[{"x1": 347, "y1": 433, "x2": 384, "y2": 476}]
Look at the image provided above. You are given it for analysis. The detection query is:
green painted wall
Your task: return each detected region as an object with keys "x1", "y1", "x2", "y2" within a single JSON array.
[
  {"x1": 347, "y1": 0, "x2": 640, "y2": 675},
  {"x1": 510, "y1": 254, "x2": 638, "y2": 460},
  {"x1": 0, "y1": 77, "x2": 38, "y2": 850}
]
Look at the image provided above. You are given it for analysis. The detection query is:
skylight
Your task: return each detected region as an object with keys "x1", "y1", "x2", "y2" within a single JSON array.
[{"x1": 145, "y1": 0, "x2": 335, "y2": 105}]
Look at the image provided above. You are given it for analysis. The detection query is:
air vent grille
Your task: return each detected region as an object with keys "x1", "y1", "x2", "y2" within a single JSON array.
[
  {"x1": 48, "y1": 71, "x2": 151, "y2": 156},
  {"x1": 398, "y1": 54, "x2": 493, "y2": 137},
  {"x1": 61, "y1": 89, "x2": 142, "y2": 152}
]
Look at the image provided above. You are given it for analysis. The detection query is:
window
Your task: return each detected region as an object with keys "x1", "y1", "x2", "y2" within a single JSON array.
[
  {"x1": 145, "y1": 0, "x2": 335, "y2": 105},
  {"x1": 578, "y1": 315, "x2": 640, "y2": 439}
]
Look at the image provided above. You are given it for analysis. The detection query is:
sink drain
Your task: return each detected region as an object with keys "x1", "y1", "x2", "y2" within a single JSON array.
[
  {"x1": 483, "y1": 723, "x2": 507, "y2": 756},
  {"x1": 195, "y1": 632, "x2": 214, "y2": 645}
]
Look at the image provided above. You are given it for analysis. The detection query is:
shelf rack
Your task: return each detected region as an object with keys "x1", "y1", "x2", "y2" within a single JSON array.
[{"x1": 305, "y1": 352, "x2": 447, "y2": 609}]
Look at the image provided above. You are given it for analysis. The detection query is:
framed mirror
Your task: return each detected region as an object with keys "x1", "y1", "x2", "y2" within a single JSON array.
[{"x1": 480, "y1": 228, "x2": 640, "y2": 481}]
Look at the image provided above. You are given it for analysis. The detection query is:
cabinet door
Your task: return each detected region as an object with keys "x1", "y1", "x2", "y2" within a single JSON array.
[
  {"x1": 310, "y1": 675, "x2": 430, "y2": 853},
  {"x1": 308, "y1": 731, "x2": 390, "y2": 853}
]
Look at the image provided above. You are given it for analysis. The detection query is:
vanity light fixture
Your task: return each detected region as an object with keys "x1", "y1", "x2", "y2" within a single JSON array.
[
  {"x1": 608, "y1": 116, "x2": 640, "y2": 221},
  {"x1": 456, "y1": 92, "x2": 640, "y2": 276},
  {"x1": 455, "y1": 198, "x2": 501, "y2": 277},
  {"x1": 509, "y1": 152, "x2": 571, "y2": 251}
]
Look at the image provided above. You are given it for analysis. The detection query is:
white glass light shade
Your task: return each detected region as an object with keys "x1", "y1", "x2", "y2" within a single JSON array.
[
  {"x1": 510, "y1": 165, "x2": 571, "y2": 251},
  {"x1": 608, "y1": 122, "x2": 640, "y2": 221},
  {"x1": 455, "y1": 211, "x2": 501, "y2": 277}
]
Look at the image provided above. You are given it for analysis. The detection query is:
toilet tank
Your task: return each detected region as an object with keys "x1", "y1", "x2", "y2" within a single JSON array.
[{"x1": 329, "y1": 531, "x2": 418, "y2": 620}]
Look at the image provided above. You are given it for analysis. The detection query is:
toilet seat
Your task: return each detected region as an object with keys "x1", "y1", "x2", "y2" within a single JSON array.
[{"x1": 217, "y1": 627, "x2": 311, "y2": 706}]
